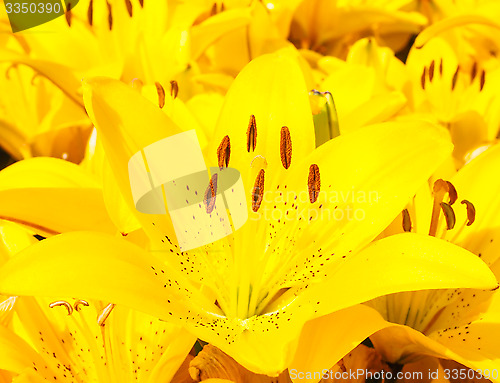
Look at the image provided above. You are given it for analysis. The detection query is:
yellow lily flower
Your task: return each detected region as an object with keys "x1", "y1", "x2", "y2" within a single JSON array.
[
  {"x1": 0, "y1": 219, "x2": 195, "y2": 382},
  {"x1": 404, "y1": 36, "x2": 500, "y2": 166},
  {"x1": 0, "y1": 295, "x2": 195, "y2": 382},
  {"x1": 313, "y1": 37, "x2": 408, "y2": 133},
  {"x1": 194, "y1": 0, "x2": 289, "y2": 79},
  {"x1": 401, "y1": 6, "x2": 500, "y2": 166},
  {"x1": 285, "y1": 0, "x2": 426, "y2": 58},
  {"x1": 290, "y1": 143, "x2": 500, "y2": 381},
  {"x1": 0, "y1": 62, "x2": 90, "y2": 162},
  {"x1": 2, "y1": 0, "x2": 254, "y2": 93},
  {"x1": 0, "y1": 0, "x2": 255, "y2": 163},
  {"x1": 0, "y1": 51, "x2": 495, "y2": 376}
]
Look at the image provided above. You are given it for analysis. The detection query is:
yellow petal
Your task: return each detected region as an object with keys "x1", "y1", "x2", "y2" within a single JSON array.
[
  {"x1": 82, "y1": 76, "x2": 183, "y2": 196},
  {"x1": 298, "y1": 233, "x2": 497, "y2": 318},
  {"x1": 0, "y1": 325, "x2": 46, "y2": 374},
  {"x1": 0, "y1": 232, "x2": 216, "y2": 317},
  {"x1": 0, "y1": 157, "x2": 98, "y2": 189},
  {"x1": 0, "y1": 158, "x2": 115, "y2": 235},
  {"x1": 191, "y1": 8, "x2": 251, "y2": 60},
  {"x1": 0, "y1": 51, "x2": 84, "y2": 107},
  {"x1": 10, "y1": 370, "x2": 49, "y2": 382},
  {"x1": 83, "y1": 76, "x2": 186, "y2": 243},
  {"x1": 0, "y1": 220, "x2": 38, "y2": 265},
  {"x1": 370, "y1": 325, "x2": 453, "y2": 366},
  {"x1": 290, "y1": 305, "x2": 391, "y2": 383},
  {"x1": 428, "y1": 309, "x2": 500, "y2": 379},
  {"x1": 414, "y1": 14, "x2": 500, "y2": 49},
  {"x1": 102, "y1": 156, "x2": 142, "y2": 234}
]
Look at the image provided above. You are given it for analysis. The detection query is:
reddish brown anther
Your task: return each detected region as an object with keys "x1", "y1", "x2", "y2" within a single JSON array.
[
  {"x1": 170, "y1": 80, "x2": 179, "y2": 99},
  {"x1": 280, "y1": 126, "x2": 292, "y2": 169},
  {"x1": 308, "y1": 164, "x2": 321, "y2": 203},
  {"x1": 252, "y1": 169, "x2": 265, "y2": 212},
  {"x1": 402, "y1": 209, "x2": 412, "y2": 232},
  {"x1": 446, "y1": 181, "x2": 458, "y2": 205},
  {"x1": 87, "y1": 0, "x2": 94, "y2": 25},
  {"x1": 125, "y1": 0, "x2": 133, "y2": 16},
  {"x1": 107, "y1": 2, "x2": 113, "y2": 30},
  {"x1": 217, "y1": 135, "x2": 231, "y2": 168},
  {"x1": 155, "y1": 82, "x2": 165, "y2": 109},
  {"x1": 247, "y1": 115, "x2": 257, "y2": 152},
  {"x1": 421, "y1": 67, "x2": 427, "y2": 90},
  {"x1": 429, "y1": 60, "x2": 435, "y2": 82},
  {"x1": 480, "y1": 70, "x2": 486, "y2": 91},
  {"x1": 204, "y1": 174, "x2": 218, "y2": 214},
  {"x1": 65, "y1": 1, "x2": 72, "y2": 26},
  {"x1": 461, "y1": 200, "x2": 476, "y2": 226},
  {"x1": 452, "y1": 66, "x2": 460, "y2": 90}
]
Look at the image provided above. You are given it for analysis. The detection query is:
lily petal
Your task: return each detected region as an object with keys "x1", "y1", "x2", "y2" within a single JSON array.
[
  {"x1": 290, "y1": 305, "x2": 391, "y2": 383},
  {"x1": 83, "y1": 76, "x2": 184, "y2": 242},
  {"x1": 0, "y1": 325, "x2": 46, "y2": 374},
  {"x1": 191, "y1": 8, "x2": 252, "y2": 60},
  {"x1": 0, "y1": 51, "x2": 83, "y2": 108},
  {"x1": 0, "y1": 158, "x2": 115, "y2": 235}
]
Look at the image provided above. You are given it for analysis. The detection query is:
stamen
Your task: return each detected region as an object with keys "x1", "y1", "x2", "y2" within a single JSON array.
[
  {"x1": 210, "y1": 2, "x2": 217, "y2": 16},
  {"x1": 440, "y1": 202, "x2": 456, "y2": 230},
  {"x1": 220, "y1": 2, "x2": 225, "y2": 11},
  {"x1": 461, "y1": 200, "x2": 476, "y2": 226},
  {"x1": 252, "y1": 169, "x2": 265, "y2": 212},
  {"x1": 429, "y1": 179, "x2": 448, "y2": 236},
  {"x1": 247, "y1": 115, "x2": 257, "y2": 152},
  {"x1": 402, "y1": 209, "x2": 412, "y2": 232},
  {"x1": 471, "y1": 61, "x2": 477, "y2": 81},
  {"x1": 97, "y1": 303, "x2": 115, "y2": 327},
  {"x1": 420, "y1": 67, "x2": 426, "y2": 90},
  {"x1": 125, "y1": 0, "x2": 133, "y2": 17},
  {"x1": 446, "y1": 181, "x2": 458, "y2": 205},
  {"x1": 155, "y1": 82, "x2": 165, "y2": 109},
  {"x1": 87, "y1": 0, "x2": 94, "y2": 26},
  {"x1": 5, "y1": 64, "x2": 18, "y2": 80},
  {"x1": 74, "y1": 300, "x2": 89, "y2": 311},
  {"x1": 480, "y1": 70, "x2": 486, "y2": 91},
  {"x1": 451, "y1": 66, "x2": 459, "y2": 91},
  {"x1": 49, "y1": 301, "x2": 73, "y2": 315},
  {"x1": 170, "y1": 80, "x2": 179, "y2": 99},
  {"x1": 65, "y1": 1, "x2": 72, "y2": 27},
  {"x1": 107, "y1": 1, "x2": 113, "y2": 30},
  {"x1": 308, "y1": 164, "x2": 321, "y2": 203},
  {"x1": 439, "y1": 59, "x2": 443, "y2": 76},
  {"x1": 429, "y1": 60, "x2": 435, "y2": 82},
  {"x1": 139, "y1": 0, "x2": 144, "y2": 7},
  {"x1": 204, "y1": 174, "x2": 218, "y2": 214},
  {"x1": 280, "y1": 126, "x2": 292, "y2": 169},
  {"x1": 217, "y1": 135, "x2": 231, "y2": 168}
]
